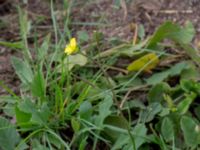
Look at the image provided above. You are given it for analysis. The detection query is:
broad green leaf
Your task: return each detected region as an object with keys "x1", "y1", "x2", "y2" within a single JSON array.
[
  {"x1": 3, "y1": 103, "x2": 15, "y2": 117},
  {"x1": 63, "y1": 54, "x2": 87, "y2": 70},
  {"x1": 146, "y1": 62, "x2": 190, "y2": 85},
  {"x1": 140, "y1": 102, "x2": 162, "y2": 123},
  {"x1": 31, "y1": 69, "x2": 46, "y2": 100},
  {"x1": 95, "y1": 92, "x2": 113, "y2": 126},
  {"x1": 127, "y1": 53, "x2": 159, "y2": 72},
  {"x1": 148, "y1": 82, "x2": 171, "y2": 103},
  {"x1": 177, "y1": 92, "x2": 197, "y2": 115},
  {"x1": 180, "y1": 79, "x2": 200, "y2": 95},
  {"x1": 159, "y1": 108, "x2": 170, "y2": 117},
  {"x1": 180, "y1": 79, "x2": 196, "y2": 93},
  {"x1": 79, "y1": 101, "x2": 93, "y2": 120},
  {"x1": 181, "y1": 62, "x2": 200, "y2": 80},
  {"x1": 161, "y1": 117, "x2": 174, "y2": 142},
  {"x1": 181, "y1": 116, "x2": 200, "y2": 147},
  {"x1": 47, "y1": 133, "x2": 62, "y2": 149},
  {"x1": 170, "y1": 62, "x2": 189, "y2": 76},
  {"x1": 132, "y1": 123, "x2": 147, "y2": 149},
  {"x1": 18, "y1": 100, "x2": 50, "y2": 125},
  {"x1": 11, "y1": 56, "x2": 33, "y2": 85},
  {"x1": 17, "y1": 100, "x2": 42, "y2": 125},
  {"x1": 111, "y1": 134, "x2": 129, "y2": 150},
  {"x1": 180, "y1": 44, "x2": 200, "y2": 68},
  {"x1": 0, "y1": 117, "x2": 20, "y2": 150},
  {"x1": 147, "y1": 21, "x2": 195, "y2": 48},
  {"x1": 111, "y1": 123, "x2": 147, "y2": 150},
  {"x1": 15, "y1": 106, "x2": 32, "y2": 129},
  {"x1": 104, "y1": 115, "x2": 129, "y2": 141},
  {"x1": 146, "y1": 71, "x2": 170, "y2": 85}
]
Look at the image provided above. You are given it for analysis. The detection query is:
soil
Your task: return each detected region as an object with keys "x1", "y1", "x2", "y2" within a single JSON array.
[{"x1": 0, "y1": 0, "x2": 200, "y2": 94}]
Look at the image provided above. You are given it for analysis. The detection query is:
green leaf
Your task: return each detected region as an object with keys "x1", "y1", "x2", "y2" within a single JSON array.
[
  {"x1": 146, "y1": 62, "x2": 190, "y2": 85},
  {"x1": 15, "y1": 106, "x2": 32, "y2": 129},
  {"x1": 32, "y1": 140, "x2": 49, "y2": 150},
  {"x1": 47, "y1": 133, "x2": 62, "y2": 149},
  {"x1": 132, "y1": 123, "x2": 147, "y2": 149},
  {"x1": 180, "y1": 44, "x2": 200, "y2": 68},
  {"x1": 124, "y1": 99, "x2": 146, "y2": 110},
  {"x1": 147, "y1": 21, "x2": 195, "y2": 48},
  {"x1": 115, "y1": 74, "x2": 143, "y2": 88},
  {"x1": 18, "y1": 7, "x2": 31, "y2": 38},
  {"x1": 127, "y1": 53, "x2": 159, "y2": 72},
  {"x1": 17, "y1": 100, "x2": 50, "y2": 125},
  {"x1": 138, "y1": 24, "x2": 145, "y2": 40},
  {"x1": 37, "y1": 34, "x2": 51, "y2": 61},
  {"x1": 0, "y1": 41, "x2": 23, "y2": 49},
  {"x1": 79, "y1": 136, "x2": 88, "y2": 150},
  {"x1": 62, "y1": 54, "x2": 87, "y2": 70},
  {"x1": 146, "y1": 71, "x2": 170, "y2": 85},
  {"x1": 78, "y1": 30, "x2": 89, "y2": 42},
  {"x1": 111, "y1": 123, "x2": 147, "y2": 150},
  {"x1": 18, "y1": 6, "x2": 32, "y2": 60},
  {"x1": 161, "y1": 117, "x2": 174, "y2": 142},
  {"x1": 0, "y1": 117, "x2": 20, "y2": 150},
  {"x1": 148, "y1": 82, "x2": 171, "y2": 103},
  {"x1": 180, "y1": 79, "x2": 195, "y2": 93},
  {"x1": 111, "y1": 134, "x2": 129, "y2": 150},
  {"x1": 95, "y1": 92, "x2": 113, "y2": 126},
  {"x1": 180, "y1": 79, "x2": 200, "y2": 95},
  {"x1": 104, "y1": 115, "x2": 129, "y2": 141},
  {"x1": 71, "y1": 117, "x2": 80, "y2": 133},
  {"x1": 140, "y1": 102, "x2": 162, "y2": 123},
  {"x1": 79, "y1": 101, "x2": 93, "y2": 120},
  {"x1": 31, "y1": 69, "x2": 46, "y2": 100},
  {"x1": 180, "y1": 62, "x2": 200, "y2": 80},
  {"x1": 181, "y1": 116, "x2": 200, "y2": 147},
  {"x1": 11, "y1": 56, "x2": 33, "y2": 85},
  {"x1": 177, "y1": 92, "x2": 197, "y2": 115}
]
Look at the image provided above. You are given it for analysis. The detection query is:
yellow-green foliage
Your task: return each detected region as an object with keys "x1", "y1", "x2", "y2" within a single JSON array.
[{"x1": 127, "y1": 53, "x2": 159, "y2": 72}]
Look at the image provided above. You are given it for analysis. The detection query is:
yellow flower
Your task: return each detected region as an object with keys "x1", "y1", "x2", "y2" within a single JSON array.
[{"x1": 64, "y1": 38, "x2": 78, "y2": 55}]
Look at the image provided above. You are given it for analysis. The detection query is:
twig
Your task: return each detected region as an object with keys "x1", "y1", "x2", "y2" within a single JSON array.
[
  {"x1": 133, "y1": 23, "x2": 138, "y2": 45},
  {"x1": 72, "y1": 74, "x2": 98, "y2": 89},
  {"x1": 119, "y1": 89, "x2": 132, "y2": 109},
  {"x1": 119, "y1": 84, "x2": 149, "y2": 109},
  {"x1": 157, "y1": 10, "x2": 193, "y2": 14},
  {"x1": 120, "y1": 0, "x2": 128, "y2": 20}
]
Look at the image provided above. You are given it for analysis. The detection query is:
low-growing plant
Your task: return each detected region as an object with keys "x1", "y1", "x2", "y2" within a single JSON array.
[{"x1": 0, "y1": 2, "x2": 200, "y2": 150}]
